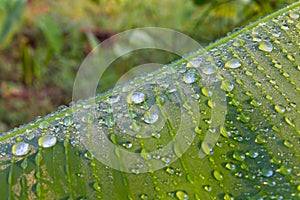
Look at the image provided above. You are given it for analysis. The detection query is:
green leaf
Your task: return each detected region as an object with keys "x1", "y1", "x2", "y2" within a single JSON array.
[{"x1": 1, "y1": 2, "x2": 300, "y2": 199}]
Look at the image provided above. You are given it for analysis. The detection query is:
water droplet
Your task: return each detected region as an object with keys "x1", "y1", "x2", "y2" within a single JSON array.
[
  {"x1": 183, "y1": 72, "x2": 197, "y2": 84},
  {"x1": 202, "y1": 66, "x2": 216, "y2": 75},
  {"x1": 223, "y1": 193, "x2": 234, "y2": 200},
  {"x1": 278, "y1": 164, "x2": 292, "y2": 175},
  {"x1": 139, "y1": 194, "x2": 148, "y2": 200},
  {"x1": 121, "y1": 141, "x2": 133, "y2": 149},
  {"x1": 201, "y1": 87, "x2": 213, "y2": 97},
  {"x1": 203, "y1": 185, "x2": 212, "y2": 192},
  {"x1": 144, "y1": 110, "x2": 159, "y2": 124},
  {"x1": 63, "y1": 116, "x2": 73, "y2": 126},
  {"x1": 39, "y1": 121, "x2": 49, "y2": 129},
  {"x1": 108, "y1": 94, "x2": 120, "y2": 104},
  {"x1": 175, "y1": 190, "x2": 189, "y2": 200},
  {"x1": 38, "y1": 135, "x2": 57, "y2": 148},
  {"x1": 289, "y1": 12, "x2": 299, "y2": 19},
  {"x1": 237, "y1": 113, "x2": 250, "y2": 123},
  {"x1": 258, "y1": 42, "x2": 273, "y2": 52},
  {"x1": 105, "y1": 115, "x2": 115, "y2": 127},
  {"x1": 12, "y1": 142, "x2": 30, "y2": 156},
  {"x1": 128, "y1": 92, "x2": 146, "y2": 104},
  {"x1": 261, "y1": 167, "x2": 273, "y2": 177},
  {"x1": 92, "y1": 182, "x2": 101, "y2": 192},
  {"x1": 221, "y1": 81, "x2": 234, "y2": 92},
  {"x1": 283, "y1": 140, "x2": 293, "y2": 148},
  {"x1": 233, "y1": 151, "x2": 245, "y2": 161},
  {"x1": 246, "y1": 149, "x2": 259, "y2": 158},
  {"x1": 225, "y1": 162, "x2": 236, "y2": 171},
  {"x1": 225, "y1": 59, "x2": 241, "y2": 69},
  {"x1": 166, "y1": 167, "x2": 175, "y2": 175},
  {"x1": 233, "y1": 39, "x2": 244, "y2": 47},
  {"x1": 213, "y1": 170, "x2": 224, "y2": 181},
  {"x1": 274, "y1": 104, "x2": 286, "y2": 114}
]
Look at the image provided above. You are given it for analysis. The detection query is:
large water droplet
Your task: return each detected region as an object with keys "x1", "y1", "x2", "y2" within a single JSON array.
[
  {"x1": 128, "y1": 92, "x2": 146, "y2": 104},
  {"x1": 258, "y1": 42, "x2": 273, "y2": 52},
  {"x1": 38, "y1": 135, "x2": 57, "y2": 148},
  {"x1": 12, "y1": 142, "x2": 30, "y2": 156},
  {"x1": 183, "y1": 71, "x2": 197, "y2": 84},
  {"x1": 225, "y1": 59, "x2": 241, "y2": 69}
]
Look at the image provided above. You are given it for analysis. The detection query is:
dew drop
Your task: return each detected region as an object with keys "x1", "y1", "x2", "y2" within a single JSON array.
[
  {"x1": 223, "y1": 193, "x2": 234, "y2": 200},
  {"x1": 225, "y1": 162, "x2": 236, "y2": 171},
  {"x1": 289, "y1": 12, "x2": 299, "y2": 19},
  {"x1": 202, "y1": 66, "x2": 216, "y2": 75},
  {"x1": 39, "y1": 121, "x2": 49, "y2": 129},
  {"x1": 233, "y1": 151, "x2": 245, "y2": 161},
  {"x1": 278, "y1": 164, "x2": 292, "y2": 175},
  {"x1": 128, "y1": 92, "x2": 146, "y2": 104},
  {"x1": 63, "y1": 116, "x2": 73, "y2": 126},
  {"x1": 108, "y1": 94, "x2": 120, "y2": 104},
  {"x1": 38, "y1": 135, "x2": 57, "y2": 148},
  {"x1": 12, "y1": 142, "x2": 30, "y2": 156},
  {"x1": 175, "y1": 190, "x2": 189, "y2": 200},
  {"x1": 261, "y1": 167, "x2": 273, "y2": 177},
  {"x1": 225, "y1": 59, "x2": 241, "y2": 69},
  {"x1": 139, "y1": 194, "x2": 148, "y2": 200},
  {"x1": 92, "y1": 182, "x2": 101, "y2": 192},
  {"x1": 213, "y1": 170, "x2": 224, "y2": 181},
  {"x1": 274, "y1": 104, "x2": 286, "y2": 114},
  {"x1": 258, "y1": 42, "x2": 273, "y2": 52},
  {"x1": 203, "y1": 185, "x2": 212, "y2": 192},
  {"x1": 201, "y1": 87, "x2": 213, "y2": 97},
  {"x1": 183, "y1": 71, "x2": 197, "y2": 84},
  {"x1": 144, "y1": 110, "x2": 159, "y2": 124},
  {"x1": 221, "y1": 81, "x2": 234, "y2": 92}
]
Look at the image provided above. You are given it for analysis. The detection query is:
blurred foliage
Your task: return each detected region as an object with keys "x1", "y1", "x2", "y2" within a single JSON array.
[{"x1": 0, "y1": 0, "x2": 298, "y2": 132}]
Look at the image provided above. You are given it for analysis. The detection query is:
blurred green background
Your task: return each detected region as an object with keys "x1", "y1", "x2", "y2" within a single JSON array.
[{"x1": 0, "y1": 0, "x2": 297, "y2": 132}]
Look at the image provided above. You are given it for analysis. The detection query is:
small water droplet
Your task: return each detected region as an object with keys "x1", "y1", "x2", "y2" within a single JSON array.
[
  {"x1": 213, "y1": 170, "x2": 223, "y2": 181},
  {"x1": 183, "y1": 72, "x2": 198, "y2": 84},
  {"x1": 258, "y1": 42, "x2": 273, "y2": 52},
  {"x1": 121, "y1": 141, "x2": 133, "y2": 149},
  {"x1": 175, "y1": 190, "x2": 189, "y2": 200},
  {"x1": 203, "y1": 185, "x2": 212, "y2": 192},
  {"x1": 221, "y1": 81, "x2": 234, "y2": 92},
  {"x1": 92, "y1": 182, "x2": 101, "y2": 192},
  {"x1": 39, "y1": 121, "x2": 49, "y2": 129},
  {"x1": 12, "y1": 142, "x2": 30, "y2": 156},
  {"x1": 38, "y1": 135, "x2": 57, "y2": 148},
  {"x1": 261, "y1": 167, "x2": 273, "y2": 177},
  {"x1": 246, "y1": 149, "x2": 259, "y2": 158},
  {"x1": 225, "y1": 162, "x2": 236, "y2": 171},
  {"x1": 201, "y1": 87, "x2": 213, "y2": 97},
  {"x1": 127, "y1": 92, "x2": 146, "y2": 104},
  {"x1": 289, "y1": 12, "x2": 299, "y2": 19},
  {"x1": 283, "y1": 140, "x2": 293, "y2": 148},
  {"x1": 139, "y1": 194, "x2": 148, "y2": 200},
  {"x1": 278, "y1": 164, "x2": 292, "y2": 175},
  {"x1": 233, "y1": 151, "x2": 245, "y2": 161},
  {"x1": 108, "y1": 94, "x2": 120, "y2": 104},
  {"x1": 274, "y1": 104, "x2": 286, "y2": 114},
  {"x1": 144, "y1": 110, "x2": 159, "y2": 124},
  {"x1": 63, "y1": 116, "x2": 73, "y2": 126},
  {"x1": 202, "y1": 66, "x2": 216, "y2": 75},
  {"x1": 225, "y1": 59, "x2": 241, "y2": 69}
]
